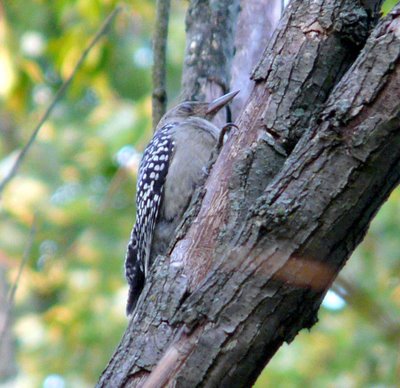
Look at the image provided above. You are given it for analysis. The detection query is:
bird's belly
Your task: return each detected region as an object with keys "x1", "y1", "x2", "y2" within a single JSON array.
[
  {"x1": 162, "y1": 152, "x2": 207, "y2": 221},
  {"x1": 151, "y1": 156, "x2": 206, "y2": 258}
]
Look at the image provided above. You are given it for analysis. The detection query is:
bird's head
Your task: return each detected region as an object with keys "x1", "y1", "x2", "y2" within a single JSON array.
[{"x1": 160, "y1": 90, "x2": 239, "y2": 124}]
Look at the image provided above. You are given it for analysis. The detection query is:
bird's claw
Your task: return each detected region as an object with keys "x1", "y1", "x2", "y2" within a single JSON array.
[{"x1": 218, "y1": 123, "x2": 239, "y2": 149}]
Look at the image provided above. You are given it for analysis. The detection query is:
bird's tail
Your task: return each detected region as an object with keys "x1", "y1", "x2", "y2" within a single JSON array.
[{"x1": 126, "y1": 264, "x2": 145, "y2": 316}]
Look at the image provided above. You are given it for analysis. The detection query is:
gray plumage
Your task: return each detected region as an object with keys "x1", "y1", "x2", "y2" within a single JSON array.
[{"x1": 125, "y1": 91, "x2": 239, "y2": 315}]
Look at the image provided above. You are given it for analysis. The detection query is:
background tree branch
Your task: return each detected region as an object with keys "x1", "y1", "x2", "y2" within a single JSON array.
[
  {"x1": 0, "y1": 217, "x2": 36, "y2": 349},
  {"x1": 152, "y1": 0, "x2": 171, "y2": 129},
  {"x1": 0, "y1": 217, "x2": 36, "y2": 380},
  {"x1": 180, "y1": 0, "x2": 240, "y2": 127},
  {"x1": 333, "y1": 276, "x2": 400, "y2": 342},
  {"x1": 230, "y1": 0, "x2": 283, "y2": 118}
]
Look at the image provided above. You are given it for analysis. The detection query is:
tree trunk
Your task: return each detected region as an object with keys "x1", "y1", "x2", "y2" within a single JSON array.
[{"x1": 98, "y1": 0, "x2": 399, "y2": 386}]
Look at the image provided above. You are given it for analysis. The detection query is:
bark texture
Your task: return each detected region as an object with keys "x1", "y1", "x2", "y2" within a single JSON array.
[
  {"x1": 98, "y1": 0, "x2": 398, "y2": 387},
  {"x1": 180, "y1": 0, "x2": 240, "y2": 127},
  {"x1": 181, "y1": 0, "x2": 240, "y2": 102},
  {"x1": 174, "y1": 0, "x2": 379, "y2": 294}
]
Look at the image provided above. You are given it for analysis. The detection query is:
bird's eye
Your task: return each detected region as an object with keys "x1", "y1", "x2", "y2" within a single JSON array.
[{"x1": 180, "y1": 103, "x2": 193, "y2": 114}]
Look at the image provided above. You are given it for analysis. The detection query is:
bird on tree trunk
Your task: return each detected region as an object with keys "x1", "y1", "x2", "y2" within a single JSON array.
[{"x1": 124, "y1": 90, "x2": 239, "y2": 315}]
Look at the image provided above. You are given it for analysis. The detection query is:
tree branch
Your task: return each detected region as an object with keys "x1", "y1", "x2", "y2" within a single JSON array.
[
  {"x1": 175, "y1": 0, "x2": 380, "y2": 292},
  {"x1": 0, "y1": 217, "x2": 36, "y2": 354},
  {"x1": 152, "y1": 0, "x2": 171, "y2": 129},
  {"x1": 252, "y1": 0, "x2": 380, "y2": 151},
  {"x1": 333, "y1": 276, "x2": 400, "y2": 343},
  {"x1": 0, "y1": 6, "x2": 121, "y2": 196},
  {"x1": 97, "y1": 0, "x2": 392, "y2": 386},
  {"x1": 148, "y1": 5, "x2": 400, "y2": 385}
]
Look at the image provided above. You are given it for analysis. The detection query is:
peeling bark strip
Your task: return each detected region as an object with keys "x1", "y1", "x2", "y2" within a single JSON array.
[{"x1": 97, "y1": 1, "x2": 397, "y2": 387}]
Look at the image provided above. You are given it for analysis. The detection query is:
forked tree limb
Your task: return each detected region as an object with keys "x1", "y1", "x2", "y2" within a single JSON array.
[
  {"x1": 97, "y1": 0, "x2": 396, "y2": 386},
  {"x1": 173, "y1": 0, "x2": 381, "y2": 294},
  {"x1": 164, "y1": 10, "x2": 400, "y2": 384},
  {"x1": 143, "y1": 6, "x2": 400, "y2": 386}
]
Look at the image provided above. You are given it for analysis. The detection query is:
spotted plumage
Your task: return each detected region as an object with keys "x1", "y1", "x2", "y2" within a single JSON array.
[{"x1": 125, "y1": 123, "x2": 176, "y2": 314}]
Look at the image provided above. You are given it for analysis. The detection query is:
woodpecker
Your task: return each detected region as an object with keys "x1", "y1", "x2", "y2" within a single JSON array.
[{"x1": 125, "y1": 90, "x2": 239, "y2": 315}]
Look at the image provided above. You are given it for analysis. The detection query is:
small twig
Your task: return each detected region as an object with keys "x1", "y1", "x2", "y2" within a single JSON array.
[
  {"x1": 100, "y1": 167, "x2": 129, "y2": 212},
  {"x1": 332, "y1": 275, "x2": 400, "y2": 342},
  {"x1": 152, "y1": 0, "x2": 171, "y2": 130},
  {"x1": 0, "y1": 217, "x2": 37, "y2": 350},
  {"x1": 0, "y1": 6, "x2": 121, "y2": 196}
]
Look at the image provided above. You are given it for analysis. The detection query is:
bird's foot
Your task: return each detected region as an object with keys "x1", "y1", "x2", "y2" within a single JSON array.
[{"x1": 217, "y1": 123, "x2": 239, "y2": 149}]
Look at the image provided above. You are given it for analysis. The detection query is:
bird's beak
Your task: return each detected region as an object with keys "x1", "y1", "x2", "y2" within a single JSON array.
[{"x1": 206, "y1": 90, "x2": 239, "y2": 115}]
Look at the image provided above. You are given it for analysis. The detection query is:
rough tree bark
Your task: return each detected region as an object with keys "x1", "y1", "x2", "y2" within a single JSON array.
[
  {"x1": 98, "y1": 0, "x2": 399, "y2": 386},
  {"x1": 180, "y1": 0, "x2": 240, "y2": 128},
  {"x1": 180, "y1": 0, "x2": 240, "y2": 102}
]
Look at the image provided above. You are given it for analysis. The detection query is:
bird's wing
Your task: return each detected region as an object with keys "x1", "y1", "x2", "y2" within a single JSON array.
[{"x1": 125, "y1": 122, "x2": 176, "y2": 315}]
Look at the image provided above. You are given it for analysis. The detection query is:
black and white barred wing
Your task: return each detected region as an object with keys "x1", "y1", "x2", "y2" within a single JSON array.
[{"x1": 125, "y1": 123, "x2": 176, "y2": 315}]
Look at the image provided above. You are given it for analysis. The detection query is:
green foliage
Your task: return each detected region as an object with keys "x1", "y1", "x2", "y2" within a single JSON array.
[
  {"x1": 382, "y1": 0, "x2": 399, "y2": 14},
  {"x1": 0, "y1": 1, "x2": 399, "y2": 387}
]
